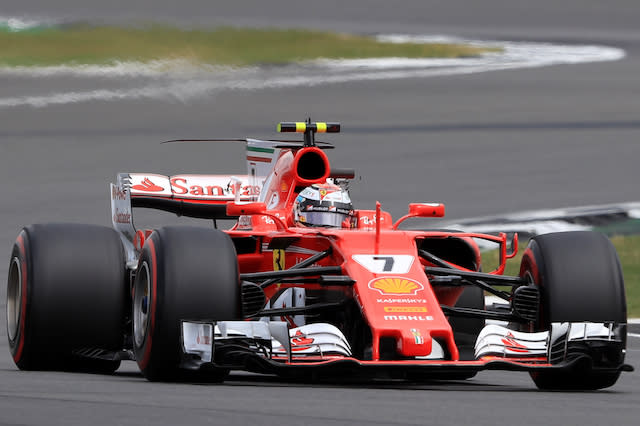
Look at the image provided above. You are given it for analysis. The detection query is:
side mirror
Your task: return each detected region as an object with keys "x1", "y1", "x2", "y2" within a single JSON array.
[
  {"x1": 408, "y1": 203, "x2": 445, "y2": 218},
  {"x1": 393, "y1": 203, "x2": 446, "y2": 229},
  {"x1": 226, "y1": 202, "x2": 267, "y2": 217},
  {"x1": 505, "y1": 232, "x2": 519, "y2": 259}
]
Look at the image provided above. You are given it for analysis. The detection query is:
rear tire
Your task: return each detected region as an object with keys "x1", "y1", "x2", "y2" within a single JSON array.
[
  {"x1": 519, "y1": 231, "x2": 626, "y2": 390},
  {"x1": 7, "y1": 224, "x2": 126, "y2": 373},
  {"x1": 132, "y1": 226, "x2": 241, "y2": 381}
]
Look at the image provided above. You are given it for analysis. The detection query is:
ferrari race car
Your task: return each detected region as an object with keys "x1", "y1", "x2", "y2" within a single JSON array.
[{"x1": 6, "y1": 121, "x2": 632, "y2": 390}]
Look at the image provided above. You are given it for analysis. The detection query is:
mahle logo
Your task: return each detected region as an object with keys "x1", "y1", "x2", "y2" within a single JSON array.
[{"x1": 368, "y1": 277, "x2": 424, "y2": 295}]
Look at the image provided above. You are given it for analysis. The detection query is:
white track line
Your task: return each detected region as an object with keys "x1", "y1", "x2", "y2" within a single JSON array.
[{"x1": 0, "y1": 35, "x2": 626, "y2": 108}]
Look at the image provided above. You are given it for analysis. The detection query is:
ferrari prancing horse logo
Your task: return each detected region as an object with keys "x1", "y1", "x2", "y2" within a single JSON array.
[{"x1": 273, "y1": 249, "x2": 285, "y2": 271}]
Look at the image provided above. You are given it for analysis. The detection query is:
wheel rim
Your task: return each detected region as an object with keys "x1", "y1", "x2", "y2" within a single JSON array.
[
  {"x1": 7, "y1": 257, "x2": 22, "y2": 342},
  {"x1": 133, "y1": 262, "x2": 151, "y2": 348}
]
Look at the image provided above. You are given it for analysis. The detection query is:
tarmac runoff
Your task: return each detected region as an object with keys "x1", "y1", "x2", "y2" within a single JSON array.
[
  {"x1": 468, "y1": 202, "x2": 640, "y2": 336},
  {"x1": 443, "y1": 201, "x2": 640, "y2": 237},
  {"x1": 0, "y1": 33, "x2": 626, "y2": 108}
]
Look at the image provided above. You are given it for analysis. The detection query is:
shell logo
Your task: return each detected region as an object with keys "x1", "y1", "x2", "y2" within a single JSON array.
[{"x1": 368, "y1": 277, "x2": 424, "y2": 295}]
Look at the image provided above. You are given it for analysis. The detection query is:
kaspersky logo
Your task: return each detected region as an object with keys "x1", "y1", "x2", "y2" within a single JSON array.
[{"x1": 368, "y1": 277, "x2": 424, "y2": 296}]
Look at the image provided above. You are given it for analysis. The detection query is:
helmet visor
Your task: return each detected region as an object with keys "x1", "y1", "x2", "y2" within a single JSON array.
[{"x1": 300, "y1": 211, "x2": 349, "y2": 227}]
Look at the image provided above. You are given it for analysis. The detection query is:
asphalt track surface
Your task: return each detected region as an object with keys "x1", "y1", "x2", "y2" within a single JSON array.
[{"x1": 1, "y1": 1, "x2": 640, "y2": 425}]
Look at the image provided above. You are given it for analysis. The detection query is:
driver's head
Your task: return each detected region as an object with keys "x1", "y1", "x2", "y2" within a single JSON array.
[{"x1": 294, "y1": 183, "x2": 353, "y2": 227}]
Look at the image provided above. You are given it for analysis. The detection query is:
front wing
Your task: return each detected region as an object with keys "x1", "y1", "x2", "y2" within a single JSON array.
[{"x1": 178, "y1": 321, "x2": 631, "y2": 380}]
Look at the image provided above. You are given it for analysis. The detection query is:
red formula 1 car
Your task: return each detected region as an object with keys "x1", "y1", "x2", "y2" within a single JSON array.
[{"x1": 7, "y1": 121, "x2": 632, "y2": 389}]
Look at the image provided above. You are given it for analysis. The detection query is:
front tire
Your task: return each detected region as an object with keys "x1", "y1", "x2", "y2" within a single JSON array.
[
  {"x1": 519, "y1": 231, "x2": 626, "y2": 390},
  {"x1": 132, "y1": 226, "x2": 242, "y2": 381}
]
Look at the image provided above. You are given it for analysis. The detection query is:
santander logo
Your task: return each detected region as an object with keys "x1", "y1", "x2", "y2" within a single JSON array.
[
  {"x1": 131, "y1": 177, "x2": 164, "y2": 192},
  {"x1": 128, "y1": 174, "x2": 260, "y2": 199},
  {"x1": 501, "y1": 333, "x2": 529, "y2": 353},
  {"x1": 291, "y1": 330, "x2": 314, "y2": 352}
]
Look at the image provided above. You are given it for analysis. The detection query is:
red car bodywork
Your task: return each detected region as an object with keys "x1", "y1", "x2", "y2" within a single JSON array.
[{"x1": 123, "y1": 123, "x2": 554, "y2": 374}]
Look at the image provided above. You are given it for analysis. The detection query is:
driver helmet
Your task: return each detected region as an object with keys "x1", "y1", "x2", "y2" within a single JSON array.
[{"x1": 294, "y1": 183, "x2": 354, "y2": 227}]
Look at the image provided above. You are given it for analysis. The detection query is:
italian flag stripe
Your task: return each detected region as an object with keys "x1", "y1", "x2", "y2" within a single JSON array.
[
  {"x1": 247, "y1": 146, "x2": 275, "y2": 154},
  {"x1": 247, "y1": 156, "x2": 272, "y2": 163}
]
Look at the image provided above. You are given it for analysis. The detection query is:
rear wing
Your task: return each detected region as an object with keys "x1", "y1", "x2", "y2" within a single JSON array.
[
  {"x1": 111, "y1": 137, "x2": 289, "y2": 216},
  {"x1": 111, "y1": 172, "x2": 256, "y2": 233},
  {"x1": 110, "y1": 137, "x2": 290, "y2": 264},
  {"x1": 110, "y1": 121, "x2": 347, "y2": 266},
  {"x1": 110, "y1": 172, "x2": 258, "y2": 267},
  {"x1": 126, "y1": 173, "x2": 256, "y2": 217}
]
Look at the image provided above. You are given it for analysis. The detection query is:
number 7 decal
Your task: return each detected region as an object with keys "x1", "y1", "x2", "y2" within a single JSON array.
[
  {"x1": 372, "y1": 256, "x2": 394, "y2": 272},
  {"x1": 352, "y1": 255, "x2": 414, "y2": 274}
]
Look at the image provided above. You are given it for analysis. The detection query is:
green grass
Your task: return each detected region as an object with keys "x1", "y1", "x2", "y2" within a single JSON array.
[
  {"x1": 0, "y1": 24, "x2": 495, "y2": 67},
  {"x1": 482, "y1": 234, "x2": 640, "y2": 317}
]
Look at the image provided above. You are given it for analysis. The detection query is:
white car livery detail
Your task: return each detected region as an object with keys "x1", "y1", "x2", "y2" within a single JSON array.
[
  {"x1": 474, "y1": 322, "x2": 623, "y2": 360},
  {"x1": 271, "y1": 323, "x2": 352, "y2": 356},
  {"x1": 475, "y1": 324, "x2": 549, "y2": 358},
  {"x1": 206, "y1": 321, "x2": 353, "y2": 358},
  {"x1": 128, "y1": 173, "x2": 255, "y2": 201}
]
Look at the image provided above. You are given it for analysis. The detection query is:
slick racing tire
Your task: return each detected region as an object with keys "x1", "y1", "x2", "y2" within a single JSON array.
[
  {"x1": 132, "y1": 226, "x2": 242, "y2": 382},
  {"x1": 519, "y1": 231, "x2": 626, "y2": 390},
  {"x1": 7, "y1": 224, "x2": 126, "y2": 373}
]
